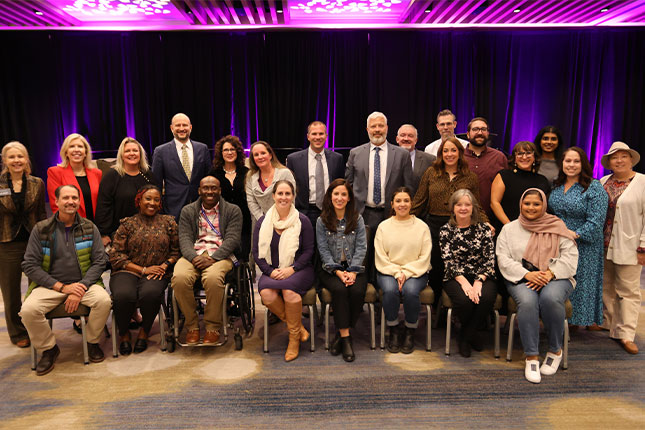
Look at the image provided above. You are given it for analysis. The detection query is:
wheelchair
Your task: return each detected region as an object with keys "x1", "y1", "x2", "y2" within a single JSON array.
[{"x1": 163, "y1": 260, "x2": 255, "y2": 352}]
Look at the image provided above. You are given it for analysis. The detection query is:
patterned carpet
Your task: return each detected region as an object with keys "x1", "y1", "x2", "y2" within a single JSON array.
[{"x1": 1, "y1": 272, "x2": 644, "y2": 429}]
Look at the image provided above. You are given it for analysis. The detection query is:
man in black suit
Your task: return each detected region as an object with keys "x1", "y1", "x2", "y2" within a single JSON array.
[
  {"x1": 396, "y1": 124, "x2": 436, "y2": 194},
  {"x1": 286, "y1": 121, "x2": 345, "y2": 229}
]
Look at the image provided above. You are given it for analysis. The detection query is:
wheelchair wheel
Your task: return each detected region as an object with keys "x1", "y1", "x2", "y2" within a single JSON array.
[{"x1": 237, "y1": 262, "x2": 255, "y2": 336}]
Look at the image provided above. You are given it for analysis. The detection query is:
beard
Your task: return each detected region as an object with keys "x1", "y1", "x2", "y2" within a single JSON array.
[
  {"x1": 369, "y1": 134, "x2": 386, "y2": 145},
  {"x1": 468, "y1": 137, "x2": 489, "y2": 147}
]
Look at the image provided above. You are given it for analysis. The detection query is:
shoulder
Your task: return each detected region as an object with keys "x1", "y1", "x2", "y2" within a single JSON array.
[
  {"x1": 287, "y1": 149, "x2": 307, "y2": 160},
  {"x1": 298, "y1": 212, "x2": 312, "y2": 227},
  {"x1": 349, "y1": 143, "x2": 369, "y2": 155},
  {"x1": 88, "y1": 167, "x2": 102, "y2": 178},
  {"x1": 192, "y1": 141, "x2": 209, "y2": 150},
  {"x1": 325, "y1": 149, "x2": 343, "y2": 160},
  {"x1": 47, "y1": 165, "x2": 64, "y2": 176},
  {"x1": 159, "y1": 214, "x2": 177, "y2": 226},
  {"x1": 154, "y1": 141, "x2": 173, "y2": 153},
  {"x1": 276, "y1": 168, "x2": 295, "y2": 180},
  {"x1": 27, "y1": 175, "x2": 45, "y2": 187}
]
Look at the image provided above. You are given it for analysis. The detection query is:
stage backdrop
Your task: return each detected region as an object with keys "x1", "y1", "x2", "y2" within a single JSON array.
[{"x1": 1, "y1": 28, "x2": 644, "y2": 180}]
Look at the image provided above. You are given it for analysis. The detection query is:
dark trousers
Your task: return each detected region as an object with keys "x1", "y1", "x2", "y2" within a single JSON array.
[
  {"x1": 302, "y1": 205, "x2": 324, "y2": 290},
  {"x1": 426, "y1": 214, "x2": 450, "y2": 305},
  {"x1": 443, "y1": 276, "x2": 497, "y2": 340},
  {"x1": 362, "y1": 206, "x2": 387, "y2": 284},
  {"x1": 110, "y1": 272, "x2": 168, "y2": 336},
  {"x1": 0, "y1": 241, "x2": 29, "y2": 343},
  {"x1": 320, "y1": 270, "x2": 368, "y2": 329}
]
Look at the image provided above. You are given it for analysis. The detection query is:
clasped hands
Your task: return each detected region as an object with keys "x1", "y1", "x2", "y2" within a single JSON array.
[
  {"x1": 60, "y1": 282, "x2": 87, "y2": 313},
  {"x1": 335, "y1": 270, "x2": 357, "y2": 287},
  {"x1": 457, "y1": 277, "x2": 482, "y2": 304},
  {"x1": 270, "y1": 267, "x2": 295, "y2": 280},
  {"x1": 524, "y1": 270, "x2": 554, "y2": 291}
]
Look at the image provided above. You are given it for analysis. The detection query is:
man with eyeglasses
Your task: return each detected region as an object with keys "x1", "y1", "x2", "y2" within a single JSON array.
[
  {"x1": 424, "y1": 109, "x2": 469, "y2": 157},
  {"x1": 463, "y1": 117, "x2": 508, "y2": 218}
]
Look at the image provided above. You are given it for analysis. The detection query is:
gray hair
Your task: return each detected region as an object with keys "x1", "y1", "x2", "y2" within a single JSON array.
[
  {"x1": 366, "y1": 111, "x2": 387, "y2": 127},
  {"x1": 397, "y1": 124, "x2": 418, "y2": 136},
  {"x1": 447, "y1": 189, "x2": 482, "y2": 226}
]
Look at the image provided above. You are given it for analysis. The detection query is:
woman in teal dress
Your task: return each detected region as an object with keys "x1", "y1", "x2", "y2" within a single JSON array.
[{"x1": 548, "y1": 147, "x2": 608, "y2": 327}]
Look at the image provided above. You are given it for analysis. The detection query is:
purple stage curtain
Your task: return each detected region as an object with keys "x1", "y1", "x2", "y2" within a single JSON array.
[{"x1": 1, "y1": 29, "x2": 643, "y2": 179}]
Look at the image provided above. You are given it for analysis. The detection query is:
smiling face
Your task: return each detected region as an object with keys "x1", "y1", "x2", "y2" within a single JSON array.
[
  {"x1": 122, "y1": 142, "x2": 141, "y2": 168},
  {"x1": 392, "y1": 191, "x2": 411, "y2": 218},
  {"x1": 562, "y1": 149, "x2": 582, "y2": 179},
  {"x1": 251, "y1": 143, "x2": 272, "y2": 169},
  {"x1": 608, "y1": 150, "x2": 633, "y2": 176},
  {"x1": 170, "y1": 114, "x2": 192, "y2": 143},
  {"x1": 514, "y1": 147, "x2": 535, "y2": 171},
  {"x1": 222, "y1": 142, "x2": 238, "y2": 165},
  {"x1": 442, "y1": 141, "x2": 459, "y2": 168},
  {"x1": 521, "y1": 193, "x2": 544, "y2": 221},
  {"x1": 55, "y1": 186, "x2": 80, "y2": 216},
  {"x1": 139, "y1": 189, "x2": 161, "y2": 217},
  {"x1": 273, "y1": 182, "x2": 294, "y2": 210},
  {"x1": 307, "y1": 123, "x2": 327, "y2": 153},
  {"x1": 66, "y1": 138, "x2": 87, "y2": 166},
  {"x1": 436, "y1": 114, "x2": 457, "y2": 140},
  {"x1": 467, "y1": 119, "x2": 489, "y2": 147},
  {"x1": 453, "y1": 195, "x2": 473, "y2": 224},
  {"x1": 540, "y1": 132, "x2": 559, "y2": 154},
  {"x1": 395, "y1": 125, "x2": 417, "y2": 152},
  {"x1": 198, "y1": 176, "x2": 221, "y2": 210},
  {"x1": 367, "y1": 115, "x2": 388, "y2": 146},
  {"x1": 331, "y1": 184, "x2": 350, "y2": 212},
  {"x1": 4, "y1": 147, "x2": 27, "y2": 176}
]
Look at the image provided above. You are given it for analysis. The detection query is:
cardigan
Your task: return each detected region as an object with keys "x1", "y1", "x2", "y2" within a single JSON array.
[
  {"x1": 0, "y1": 174, "x2": 47, "y2": 243},
  {"x1": 245, "y1": 167, "x2": 296, "y2": 222}
]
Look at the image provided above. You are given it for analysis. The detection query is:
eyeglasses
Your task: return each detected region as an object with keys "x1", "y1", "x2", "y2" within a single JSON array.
[
  {"x1": 222, "y1": 148, "x2": 236, "y2": 153},
  {"x1": 516, "y1": 151, "x2": 534, "y2": 158},
  {"x1": 470, "y1": 127, "x2": 489, "y2": 133}
]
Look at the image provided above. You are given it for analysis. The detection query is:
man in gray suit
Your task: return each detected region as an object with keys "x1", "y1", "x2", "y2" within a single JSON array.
[
  {"x1": 396, "y1": 124, "x2": 435, "y2": 194},
  {"x1": 345, "y1": 111, "x2": 414, "y2": 281}
]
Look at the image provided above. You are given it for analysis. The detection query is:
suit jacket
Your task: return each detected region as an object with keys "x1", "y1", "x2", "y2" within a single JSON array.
[
  {"x1": 411, "y1": 149, "x2": 436, "y2": 194},
  {"x1": 0, "y1": 174, "x2": 47, "y2": 242},
  {"x1": 152, "y1": 140, "x2": 211, "y2": 220},
  {"x1": 286, "y1": 148, "x2": 345, "y2": 211},
  {"x1": 46, "y1": 165, "x2": 102, "y2": 218},
  {"x1": 345, "y1": 141, "x2": 414, "y2": 215}
]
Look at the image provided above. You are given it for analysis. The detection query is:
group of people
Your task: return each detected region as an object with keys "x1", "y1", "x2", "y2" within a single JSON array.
[{"x1": 0, "y1": 110, "x2": 643, "y2": 384}]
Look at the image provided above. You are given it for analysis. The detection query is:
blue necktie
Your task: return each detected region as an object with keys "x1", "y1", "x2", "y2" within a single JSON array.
[{"x1": 373, "y1": 146, "x2": 381, "y2": 206}]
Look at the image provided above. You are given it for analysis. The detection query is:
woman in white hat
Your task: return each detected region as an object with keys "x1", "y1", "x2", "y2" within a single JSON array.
[{"x1": 599, "y1": 141, "x2": 644, "y2": 354}]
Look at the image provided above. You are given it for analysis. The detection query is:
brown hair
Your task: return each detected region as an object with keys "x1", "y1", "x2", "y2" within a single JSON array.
[
  {"x1": 509, "y1": 141, "x2": 541, "y2": 172},
  {"x1": 247, "y1": 141, "x2": 285, "y2": 178},
  {"x1": 389, "y1": 187, "x2": 413, "y2": 217},
  {"x1": 213, "y1": 135, "x2": 245, "y2": 170},
  {"x1": 320, "y1": 179, "x2": 358, "y2": 233},
  {"x1": 447, "y1": 189, "x2": 482, "y2": 226},
  {"x1": 430, "y1": 137, "x2": 471, "y2": 177},
  {"x1": 553, "y1": 147, "x2": 593, "y2": 192}
]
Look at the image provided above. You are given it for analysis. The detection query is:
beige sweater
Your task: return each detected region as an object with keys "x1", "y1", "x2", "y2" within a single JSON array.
[{"x1": 374, "y1": 215, "x2": 431, "y2": 279}]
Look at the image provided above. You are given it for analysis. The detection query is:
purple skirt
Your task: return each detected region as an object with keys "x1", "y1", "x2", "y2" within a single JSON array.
[{"x1": 257, "y1": 266, "x2": 315, "y2": 296}]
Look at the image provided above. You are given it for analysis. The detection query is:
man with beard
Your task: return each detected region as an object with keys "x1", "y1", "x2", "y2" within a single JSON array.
[
  {"x1": 424, "y1": 109, "x2": 469, "y2": 157},
  {"x1": 463, "y1": 117, "x2": 507, "y2": 218},
  {"x1": 346, "y1": 112, "x2": 413, "y2": 281},
  {"x1": 396, "y1": 124, "x2": 435, "y2": 194}
]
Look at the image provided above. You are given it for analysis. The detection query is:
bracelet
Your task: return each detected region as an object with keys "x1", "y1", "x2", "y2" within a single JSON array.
[
  {"x1": 547, "y1": 269, "x2": 555, "y2": 280},
  {"x1": 637, "y1": 247, "x2": 645, "y2": 253},
  {"x1": 142, "y1": 267, "x2": 147, "y2": 275}
]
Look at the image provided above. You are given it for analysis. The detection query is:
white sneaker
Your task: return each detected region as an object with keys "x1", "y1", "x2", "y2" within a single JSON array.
[
  {"x1": 540, "y1": 351, "x2": 562, "y2": 375},
  {"x1": 525, "y1": 359, "x2": 541, "y2": 383}
]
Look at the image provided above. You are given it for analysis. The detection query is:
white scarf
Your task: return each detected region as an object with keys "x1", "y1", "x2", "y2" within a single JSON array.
[{"x1": 257, "y1": 204, "x2": 302, "y2": 268}]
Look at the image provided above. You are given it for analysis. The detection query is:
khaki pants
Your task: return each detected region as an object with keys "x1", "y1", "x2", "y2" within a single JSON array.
[
  {"x1": 171, "y1": 257, "x2": 233, "y2": 332},
  {"x1": 602, "y1": 257, "x2": 643, "y2": 341},
  {"x1": 20, "y1": 285, "x2": 111, "y2": 352}
]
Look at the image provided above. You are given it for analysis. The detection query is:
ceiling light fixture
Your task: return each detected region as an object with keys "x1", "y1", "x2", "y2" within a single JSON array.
[
  {"x1": 600, "y1": 8, "x2": 609, "y2": 12},
  {"x1": 34, "y1": 10, "x2": 44, "y2": 16},
  {"x1": 513, "y1": 9, "x2": 521, "y2": 13}
]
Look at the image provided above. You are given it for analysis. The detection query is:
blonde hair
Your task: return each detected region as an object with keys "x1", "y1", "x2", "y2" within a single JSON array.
[
  {"x1": 113, "y1": 137, "x2": 150, "y2": 176},
  {"x1": 59, "y1": 133, "x2": 96, "y2": 168},
  {"x1": 1, "y1": 141, "x2": 32, "y2": 175}
]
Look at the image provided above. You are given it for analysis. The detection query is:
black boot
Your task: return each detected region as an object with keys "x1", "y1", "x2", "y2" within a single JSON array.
[
  {"x1": 330, "y1": 332, "x2": 342, "y2": 356},
  {"x1": 458, "y1": 333, "x2": 471, "y2": 358},
  {"x1": 401, "y1": 327, "x2": 415, "y2": 354},
  {"x1": 341, "y1": 336, "x2": 355, "y2": 362},
  {"x1": 387, "y1": 325, "x2": 401, "y2": 353},
  {"x1": 36, "y1": 344, "x2": 60, "y2": 376}
]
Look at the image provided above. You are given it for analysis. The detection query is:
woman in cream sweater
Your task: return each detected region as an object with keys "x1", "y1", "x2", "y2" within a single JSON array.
[{"x1": 375, "y1": 187, "x2": 431, "y2": 354}]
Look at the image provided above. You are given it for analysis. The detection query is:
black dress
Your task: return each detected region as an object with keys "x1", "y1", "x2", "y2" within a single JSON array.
[{"x1": 495, "y1": 168, "x2": 550, "y2": 231}]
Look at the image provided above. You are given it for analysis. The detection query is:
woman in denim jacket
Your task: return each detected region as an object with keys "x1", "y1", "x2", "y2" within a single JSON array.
[{"x1": 316, "y1": 179, "x2": 367, "y2": 362}]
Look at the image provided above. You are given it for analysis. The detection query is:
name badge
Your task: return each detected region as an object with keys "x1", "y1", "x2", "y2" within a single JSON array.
[{"x1": 0, "y1": 188, "x2": 11, "y2": 197}]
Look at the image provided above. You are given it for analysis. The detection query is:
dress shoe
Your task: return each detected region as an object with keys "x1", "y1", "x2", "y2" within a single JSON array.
[
  {"x1": 36, "y1": 345, "x2": 60, "y2": 376},
  {"x1": 119, "y1": 341, "x2": 132, "y2": 355},
  {"x1": 72, "y1": 320, "x2": 83, "y2": 334},
  {"x1": 88, "y1": 343, "x2": 105, "y2": 363},
  {"x1": 341, "y1": 336, "x2": 355, "y2": 362},
  {"x1": 387, "y1": 326, "x2": 401, "y2": 353},
  {"x1": 620, "y1": 339, "x2": 639, "y2": 354},
  {"x1": 16, "y1": 338, "x2": 30, "y2": 348},
  {"x1": 458, "y1": 338, "x2": 471, "y2": 358},
  {"x1": 470, "y1": 334, "x2": 484, "y2": 352},
  {"x1": 133, "y1": 338, "x2": 148, "y2": 353},
  {"x1": 330, "y1": 332, "x2": 342, "y2": 356},
  {"x1": 203, "y1": 330, "x2": 220, "y2": 345},
  {"x1": 186, "y1": 328, "x2": 200, "y2": 345},
  {"x1": 401, "y1": 327, "x2": 415, "y2": 354}
]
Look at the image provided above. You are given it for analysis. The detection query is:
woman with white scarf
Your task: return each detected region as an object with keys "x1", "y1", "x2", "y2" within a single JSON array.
[{"x1": 252, "y1": 180, "x2": 315, "y2": 361}]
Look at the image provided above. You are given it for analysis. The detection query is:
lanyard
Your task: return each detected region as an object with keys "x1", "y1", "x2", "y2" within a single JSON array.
[{"x1": 200, "y1": 208, "x2": 221, "y2": 236}]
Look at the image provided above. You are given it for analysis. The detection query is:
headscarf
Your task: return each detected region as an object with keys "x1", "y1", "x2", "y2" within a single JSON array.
[
  {"x1": 519, "y1": 188, "x2": 577, "y2": 271},
  {"x1": 257, "y1": 203, "x2": 301, "y2": 268}
]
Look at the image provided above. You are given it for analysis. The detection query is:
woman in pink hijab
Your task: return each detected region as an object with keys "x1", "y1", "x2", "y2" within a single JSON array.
[{"x1": 496, "y1": 188, "x2": 578, "y2": 384}]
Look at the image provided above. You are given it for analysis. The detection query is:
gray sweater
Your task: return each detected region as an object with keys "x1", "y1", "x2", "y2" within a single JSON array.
[{"x1": 178, "y1": 197, "x2": 242, "y2": 262}]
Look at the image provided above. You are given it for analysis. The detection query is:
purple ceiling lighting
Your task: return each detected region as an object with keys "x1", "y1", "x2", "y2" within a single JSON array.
[{"x1": 0, "y1": 1, "x2": 644, "y2": 29}]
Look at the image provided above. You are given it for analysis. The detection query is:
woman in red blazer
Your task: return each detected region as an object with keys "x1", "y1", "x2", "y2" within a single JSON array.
[{"x1": 47, "y1": 133, "x2": 102, "y2": 220}]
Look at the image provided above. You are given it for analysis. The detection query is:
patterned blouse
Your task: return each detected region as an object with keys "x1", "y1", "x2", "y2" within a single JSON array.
[
  {"x1": 603, "y1": 176, "x2": 633, "y2": 248},
  {"x1": 439, "y1": 222, "x2": 495, "y2": 281},
  {"x1": 109, "y1": 213, "x2": 180, "y2": 278}
]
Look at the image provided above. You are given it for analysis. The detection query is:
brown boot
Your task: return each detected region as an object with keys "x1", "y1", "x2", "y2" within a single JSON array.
[
  {"x1": 284, "y1": 301, "x2": 303, "y2": 362},
  {"x1": 264, "y1": 295, "x2": 286, "y2": 322}
]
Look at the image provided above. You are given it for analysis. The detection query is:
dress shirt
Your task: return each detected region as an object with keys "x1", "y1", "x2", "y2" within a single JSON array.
[
  {"x1": 174, "y1": 139, "x2": 194, "y2": 173},
  {"x1": 463, "y1": 145, "x2": 508, "y2": 217},
  {"x1": 194, "y1": 203, "x2": 223, "y2": 256},
  {"x1": 307, "y1": 147, "x2": 330, "y2": 205},
  {"x1": 366, "y1": 142, "x2": 388, "y2": 208},
  {"x1": 409, "y1": 149, "x2": 416, "y2": 169},
  {"x1": 424, "y1": 137, "x2": 469, "y2": 156}
]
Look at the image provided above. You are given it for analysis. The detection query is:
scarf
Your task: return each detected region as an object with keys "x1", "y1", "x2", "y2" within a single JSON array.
[{"x1": 257, "y1": 203, "x2": 301, "y2": 268}]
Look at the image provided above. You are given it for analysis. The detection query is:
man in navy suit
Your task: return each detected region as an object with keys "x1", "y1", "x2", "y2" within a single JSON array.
[
  {"x1": 396, "y1": 124, "x2": 436, "y2": 194},
  {"x1": 286, "y1": 121, "x2": 345, "y2": 229},
  {"x1": 152, "y1": 113, "x2": 212, "y2": 220}
]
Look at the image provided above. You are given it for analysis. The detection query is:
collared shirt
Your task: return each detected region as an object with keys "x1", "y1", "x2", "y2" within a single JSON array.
[
  {"x1": 409, "y1": 149, "x2": 416, "y2": 169},
  {"x1": 194, "y1": 203, "x2": 222, "y2": 256},
  {"x1": 463, "y1": 145, "x2": 508, "y2": 217},
  {"x1": 174, "y1": 139, "x2": 194, "y2": 173},
  {"x1": 307, "y1": 147, "x2": 330, "y2": 204},
  {"x1": 424, "y1": 137, "x2": 469, "y2": 156},
  {"x1": 366, "y1": 142, "x2": 388, "y2": 208}
]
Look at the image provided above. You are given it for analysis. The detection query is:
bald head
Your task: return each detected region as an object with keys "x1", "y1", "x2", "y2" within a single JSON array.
[
  {"x1": 198, "y1": 176, "x2": 221, "y2": 209},
  {"x1": 170, "y1": 113, "x2": 192, "y2": 143}
]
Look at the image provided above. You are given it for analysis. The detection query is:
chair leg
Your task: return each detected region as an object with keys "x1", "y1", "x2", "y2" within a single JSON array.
[
  {"x1": 263, "y1": 308, "x2": 269, "y2": 353},
  {"x1": 370, "y1": 303, "x2": 376, "y2": 350},
  {"x1": 425, "y1": 304, "x2": 432, "y2": 351},
  {"x1": 379, "y1": 307, "x2": 385, "y2": 349},
  {"x1": 506, "y1": 313, "x2": 516, "y2": 362},
  {"x1": 563, "y1": 318, "x2": 569, "y2": 370},
  {"x1": 308, "y1": 305, "x2": 315, "y2": 352},
  {"x1": 30, "y1": 344, "x2": 37, "y2": 370},
  {"x1": 324, "y1": 303, "x2": 330, "y2": 350},
  {"x1": 81, "y1": 315, "x2": 89, "y2": 365},
  {"x1": 159, "y1": 306, "x2": 167, "y2": 351},
  {"x1": 494, "y1": 310, "x2": 500, "y2": 359},
  {"x1": 111, "y1": 311, "x2": 118, "y2": 357},
  {"x1": 445, "y1": 307, "x2": 452, "y2": 356},
  {"x1": 172, "y1": 289, "x2": 180, "y2": 340},
  {"x1": 222, "y1": 284, "x2": 229, "y2": 339}
]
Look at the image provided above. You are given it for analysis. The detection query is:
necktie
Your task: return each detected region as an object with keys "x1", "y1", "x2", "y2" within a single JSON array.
[
  {"x1": 181, "y1": 144, "x2": 191, "y2": 179},
  {"x1": 315, "y1": 153, "x2": 324, "y2": 210},
  {"x1": 373, "y1": 146, "x2": 381, "y2": 206}
]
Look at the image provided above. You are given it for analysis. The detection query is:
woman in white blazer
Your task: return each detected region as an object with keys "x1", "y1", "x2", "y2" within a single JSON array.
[{"x1": 599, "y1": 141, "x2": 645, "y2": 355}]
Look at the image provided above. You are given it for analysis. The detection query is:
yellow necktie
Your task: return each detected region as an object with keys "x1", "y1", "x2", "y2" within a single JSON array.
[{"x1": 181, "y1": 144, "x2": 191, "y2": 179}]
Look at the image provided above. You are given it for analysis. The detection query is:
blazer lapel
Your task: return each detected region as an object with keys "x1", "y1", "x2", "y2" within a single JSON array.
[
  {"x1": 385, "y1": 142, "x2": 396, "y2": 188},
  {"x1": 169, "y1": 141, "x2": 188, "y2": 181}
]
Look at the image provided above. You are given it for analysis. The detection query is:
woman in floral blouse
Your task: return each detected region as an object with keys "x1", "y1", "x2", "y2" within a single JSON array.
[
  {"x1": 108, "y1": 184, "x2": 180, "y2": 355},
  {"x1": 439, "y1": 189, "x2": 496, "y2": 358}
]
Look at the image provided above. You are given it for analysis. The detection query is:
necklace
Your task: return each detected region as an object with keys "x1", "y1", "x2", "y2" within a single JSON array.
[{"x1": 224, "y1": 168, "x2": 236, "y2": 174}]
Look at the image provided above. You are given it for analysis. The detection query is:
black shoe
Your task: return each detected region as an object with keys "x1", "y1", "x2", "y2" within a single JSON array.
[
  {"x1": 401, "y1": 327, "x2": 415, "y2": 354},
  {"x1": 36, "y1": 344, "x2": 60, "y2": 376},
  {"x1": 133, "y1": 338, "x2": 148, "y2": 354},
  {"x1": 267, "y1": 311, "x2": 281, "y2": 325},
  {"x1": 330, "y1": 332, "x2": 342, "y2": 356},
  {"x1": 88, "y1": 343, "x2": 105, "y2": 363},
  {"x1": 470, "y1": 334, "x2": 484, "y2": 352},
  {"x1": 387, "y1": 326, "x2": 401, "y2": 353},
  {"x1": 341, "y1": 336, "x2": 355, "y2": 362},
  {"x1": 72, "y1": 320, "x2": 82, "y2": 334},
  {"x1": 458, "y1": 337, "x2": 471, "y2": 358},
  {"x1": 119, "y1": 341, "x2": 132, "y2": 356}
]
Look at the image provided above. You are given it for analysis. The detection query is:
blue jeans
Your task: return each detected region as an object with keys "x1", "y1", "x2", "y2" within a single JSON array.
[
  {"x1": 378, "y1": 272, "x2": 428, "y2": 328},
  {"x1": 506, "y1": 279, "x2": 573, "y2": 356}
]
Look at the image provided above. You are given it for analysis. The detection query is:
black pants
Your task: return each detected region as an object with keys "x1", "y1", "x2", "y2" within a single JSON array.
[
  {"x1": 443, "y1": 276, "x2": 497, "y2": 341},
  {"x1": 362, "y1": 206, "x2": 386, "y2": 284},
  {"x1": 319, "y1": 270, "x2": 368, "y2": 329},
  {"x1": 110, "y1": 272, "x2": 168, "y2": 336},
  {"x1": 426, "y1": 214, "x2": 450, "y2": 305},
  {"x1": 0, "y1": 241, "x2": 29, "y2": 343}
]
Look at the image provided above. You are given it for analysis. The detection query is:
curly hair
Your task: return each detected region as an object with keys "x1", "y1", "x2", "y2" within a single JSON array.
[{"x1": 213, "y1": 135, "x2": 245, "y2": 170}]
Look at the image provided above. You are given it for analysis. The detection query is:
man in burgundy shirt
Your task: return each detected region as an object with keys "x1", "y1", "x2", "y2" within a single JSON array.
[{"x1": 463, "y1": 117, "x2": 508, "y2": 219}]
